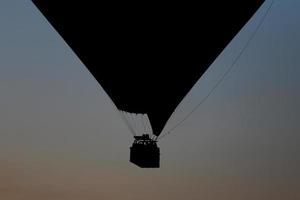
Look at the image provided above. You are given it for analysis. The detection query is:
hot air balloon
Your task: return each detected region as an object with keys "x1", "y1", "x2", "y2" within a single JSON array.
[{"x1": 32, "y1": 1, "x2": 265, "y2": 168}]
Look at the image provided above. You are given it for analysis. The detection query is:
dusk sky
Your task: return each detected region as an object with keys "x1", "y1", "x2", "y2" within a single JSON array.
[{"x1": 0, "y1": 1, "x2": 299, "y2": 199}]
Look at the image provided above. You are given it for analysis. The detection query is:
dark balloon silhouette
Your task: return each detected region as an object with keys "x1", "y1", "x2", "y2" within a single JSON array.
[{"x1": 32, "y1": 1, "x2": 264, "y2": 168}]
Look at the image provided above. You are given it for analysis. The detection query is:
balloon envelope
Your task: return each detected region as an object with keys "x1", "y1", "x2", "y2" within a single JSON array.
[{"x1": 32, "y1": 1, "x2": 265, "y2": 136}]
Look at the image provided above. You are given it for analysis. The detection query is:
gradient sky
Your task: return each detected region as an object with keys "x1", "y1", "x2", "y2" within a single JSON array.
[{"x1": 0, "y1": 1, "x2": 299, "y2": 199}]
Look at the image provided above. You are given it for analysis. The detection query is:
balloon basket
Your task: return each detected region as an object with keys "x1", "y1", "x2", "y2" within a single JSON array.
[{"x1": 130, "y1": 134, "x2": 160, "y2": 168}]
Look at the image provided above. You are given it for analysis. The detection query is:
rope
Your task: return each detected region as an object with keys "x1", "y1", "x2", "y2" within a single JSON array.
[
  {"x1": 130, "y1": 113, "x2": 139, "y2": 135},
  {"x1": 144, "y1": 114, "x2": 153, "y2": 135},
  {"x1": 99, "y1": 87, "x2": 136, "y2": 136},
  {"x1": 119, "y1": 111, "x2": 137, "y2": 136},
  {"x1": 141, "y1": 114, "x2": 147, "y2": 133},
  {"x1": 134, "y1": 113, "x2": 141, "y2": 135},
  {"x1": 158, "y1": 0, "x2": 274, "y2": 140}
]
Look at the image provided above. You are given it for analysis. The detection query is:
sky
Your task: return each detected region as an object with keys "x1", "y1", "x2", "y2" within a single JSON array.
[{"x1": 0, "y1": 0, "x2": 299, "y2": 199}]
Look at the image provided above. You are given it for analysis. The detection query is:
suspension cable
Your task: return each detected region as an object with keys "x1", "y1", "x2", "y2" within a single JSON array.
[
  {"x1": 130, "y1": 113, "x2": 139, "y2": 135},
  {"x1": 141, "y1": 114, "x2": 147, "y2": 133},
  {"x1": 158, "y1": 0, "x2": 274, "y2": 140},
  {"x1": 119, "y1": 111, "x2": 137, "y2": 136},
  {"x1": 99, "y1": 87, "x2": 136, "y2": 136},
  {"x1": 144, "y1": 114, "x2": 153, "y2": 135}
]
